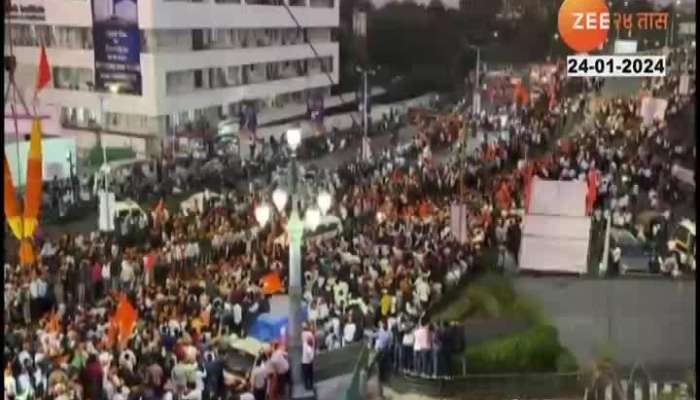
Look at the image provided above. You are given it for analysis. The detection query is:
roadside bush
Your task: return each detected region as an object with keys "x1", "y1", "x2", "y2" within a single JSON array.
[{"x1": 464, "y1": 324, "x2": 572, "y2": 374}]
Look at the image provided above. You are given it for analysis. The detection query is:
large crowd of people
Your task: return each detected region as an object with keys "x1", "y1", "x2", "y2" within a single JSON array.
[{"x1": 4, "y1": 47, "x2": 695, "y2": 400}]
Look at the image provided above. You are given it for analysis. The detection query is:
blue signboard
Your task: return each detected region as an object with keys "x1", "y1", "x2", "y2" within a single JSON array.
[{"x1": 92, "y1": 0, "x2": 142, "y2": 95}]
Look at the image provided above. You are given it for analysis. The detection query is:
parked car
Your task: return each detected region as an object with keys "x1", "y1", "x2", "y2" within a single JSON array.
[{"x1": 610, "y1": 228, "x2": 653, "y2": 275}]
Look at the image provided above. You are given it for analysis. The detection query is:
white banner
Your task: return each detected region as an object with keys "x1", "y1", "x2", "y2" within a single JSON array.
[
  {"x1": 678, "y1": 22, "x2": 695, "y2": 35},
  {"x1": 671, "y1": 164, "x2": 694, "y2": 188},
  {"x1": 640, "y1": 97, "x2": 668, "y2": 126},
  {"x1": 519, "y1": 214, "x2": 591, "y2": 274},
  {"x1": 528, "y1": 180, "x2": 588, "y2": 218},
  {"x1": 614, "y1": 40, "x2": 638, "y2": 54}
]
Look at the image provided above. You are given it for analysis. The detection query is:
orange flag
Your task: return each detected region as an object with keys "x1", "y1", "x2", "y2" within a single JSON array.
[
  {"x1": 47, "y1": 311, "x2": 60, "y2": 333},
  {"x1": 16, "y1": 119, "x2": 44, "y2": 266},
  {"x1": 113, "y1": 294, "x2": 138, "y2": 346},
  {"x1": 261, "y1": 272, "x2": 283, "y2": 295},
  {"x1": 23, "y1": 118, "x2": 43, "y2": 236},
  {"x1": 35, "y1": 46, "x2": 51, "y2": 92}
]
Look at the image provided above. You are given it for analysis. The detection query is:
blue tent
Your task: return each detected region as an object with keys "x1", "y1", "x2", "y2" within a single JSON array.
[{"x1": 249, "y1": 314, "x2": 288, "y2": 343}]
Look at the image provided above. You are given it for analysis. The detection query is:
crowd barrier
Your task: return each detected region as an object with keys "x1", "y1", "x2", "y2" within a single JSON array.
[{"x1": 386, "y1": 370, "x2": 585, "y2": 399}]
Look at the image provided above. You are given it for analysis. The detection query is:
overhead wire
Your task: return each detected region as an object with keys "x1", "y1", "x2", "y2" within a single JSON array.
[{"x1": 280, "y1": 2, "x2": 362, "y2": 128}]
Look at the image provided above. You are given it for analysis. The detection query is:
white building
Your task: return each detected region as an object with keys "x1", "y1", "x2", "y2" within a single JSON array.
[{"x1": 5, "y1": 0, "x2": 339, "y2": 156}]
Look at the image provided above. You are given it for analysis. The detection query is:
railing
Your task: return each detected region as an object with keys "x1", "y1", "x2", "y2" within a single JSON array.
[
  {"x1": 342, "y1": 344, "x2": 371, "y2": 400},
  {"x1": 386, "y1": 370, "x2": 586, "y2": 399},
  {"x1": 314, "y1": 342, "x2": 365, "y2": 382}
]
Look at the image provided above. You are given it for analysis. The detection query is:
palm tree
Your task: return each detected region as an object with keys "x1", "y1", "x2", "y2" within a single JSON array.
[{"x1": 587, "y1": 356, "x2": 627, "y2": 400}]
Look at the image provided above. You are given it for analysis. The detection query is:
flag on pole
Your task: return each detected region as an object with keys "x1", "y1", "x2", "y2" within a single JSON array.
[
  {"x1": 111, "y1": 294, "x2": 138, "y2": 346},
  {"x1": 23, "y1": 118, "x2": 43, "y2": 237},
  {"x1": 586, "y1": 168, "x2": 600, "y2": 215},
  {"x1": 35, "y1": 46, "x2": 52, "y2": 92},
  {"x1": 261, "y1": 272, "x2": 283, "y2": 295},
  {"x1": 18, "y1": 118, "x2": 44, "y2": 266}
]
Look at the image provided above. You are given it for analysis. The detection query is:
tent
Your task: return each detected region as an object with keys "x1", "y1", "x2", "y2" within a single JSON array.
[{"x1": 249, "y1": 314, "x2": 288, "y2": 343}]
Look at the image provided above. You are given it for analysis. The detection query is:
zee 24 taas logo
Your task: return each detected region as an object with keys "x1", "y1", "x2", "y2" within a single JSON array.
[{"x1": 557, "y1": 0, "x2": 670, "y2": 53}]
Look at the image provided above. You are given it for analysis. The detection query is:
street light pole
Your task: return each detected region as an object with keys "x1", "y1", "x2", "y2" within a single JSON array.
[
  {"x1": 356, "y1": 66, "x2": 376, "y2": 161},
  {"x1": 66, "y1": 151, "x2": 76, "y2": 204},
  {"x1": 99, "y1": 95, "x2": 107, "y2": 166},
  {"x1": 467, "y1": 44, "x2": 481, "y2": 115},
  {"x1": 257, "y1": 128, "x2": 316, "y2": 400},
  {"x1": 363, "y1": 69, "x2": 369, "y2": 139},
  {"x1": 99, "y1": 83, "x2": 119, "y2": 233},
  {"x1": 286, "y1": 136, "x2": 313, "y2": 399}
]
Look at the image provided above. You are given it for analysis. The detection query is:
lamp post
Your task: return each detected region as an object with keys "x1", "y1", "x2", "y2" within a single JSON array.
[
  {"x1": 551, "y1": 33, "x2": 560, "y2": 59},
  {"x1": 255, "y1": 128, "x2": 333, "y2": 400},
  {"x1": 98, "y1": 83, "x2": 119, "y2": 233},
  {"x1": 66, "y1": 151, "x2": 76, "y2": 204},
  {"x1": 466, "y1": 44, "x2": 481, "y2": 115},
  {"x1": 356, "y1": 66, "x2": 378, "y2": 161}
]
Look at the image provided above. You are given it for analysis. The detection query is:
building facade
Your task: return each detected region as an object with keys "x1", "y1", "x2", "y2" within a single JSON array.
[{"x1": 5, "y1": 0, "x2": 339, "y2": 155}]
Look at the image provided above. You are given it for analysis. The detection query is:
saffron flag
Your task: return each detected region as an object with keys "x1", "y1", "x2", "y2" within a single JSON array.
[
  {"x1": 35, "y1": 46, "x2": 52, "y2": 92},
  {"x1": 113, "y1": 295, "x2": 138, "y2": 346},
  {"x1": 262, "y1": 272, "x2": 283, "y2": 295},
  {"x1": 23, "y1": 118, "x2": 43, "y2": 237},
  {"x1": 586, "y1": 169, "x2": 600, "y2": 215},
  {"x1": 47, "y1": 311, "x2": 60, "y2": 333},
  {"x1": 16, "y1": 119, "x2": 44, "y2": 266}
]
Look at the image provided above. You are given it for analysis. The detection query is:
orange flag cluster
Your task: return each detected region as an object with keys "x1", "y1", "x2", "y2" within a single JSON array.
[
  {"x1": 4, "y1": 119, "x2": 44, "y2": 266},
  {"x1": 5, "y1": 46, "x2": 51, "y2": 267}
]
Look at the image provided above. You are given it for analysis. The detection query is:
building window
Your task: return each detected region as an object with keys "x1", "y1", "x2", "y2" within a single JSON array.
[{"x1": 194, "y1": 70, "x2": 203, "y2": 89}]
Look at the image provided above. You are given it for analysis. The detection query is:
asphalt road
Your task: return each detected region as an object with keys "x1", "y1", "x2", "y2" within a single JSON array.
[
  {"x1": 29, "y1": 125, "x2": 420, "y2": 238},
  {"x1": 515, "y1": 277, "x2": 695, "y2": 380}
]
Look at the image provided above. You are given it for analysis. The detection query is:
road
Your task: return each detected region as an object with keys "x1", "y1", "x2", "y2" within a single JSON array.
[
  {"x1": 28, "y1": 125, "x2": 420, "y2": 239},
  {"x1": 515, "y1": 276, "x2": 695, "y2": 379}
]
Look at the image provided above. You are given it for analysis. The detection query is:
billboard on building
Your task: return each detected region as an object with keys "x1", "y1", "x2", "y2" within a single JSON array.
[{"x1": 91, "y1": 0, "x2": 142, "y2": 95}]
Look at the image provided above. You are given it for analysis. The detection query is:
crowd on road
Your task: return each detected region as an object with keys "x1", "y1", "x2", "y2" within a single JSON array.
[{"x1": 4, "y1": 47, "x2": 696, "y2": 400}]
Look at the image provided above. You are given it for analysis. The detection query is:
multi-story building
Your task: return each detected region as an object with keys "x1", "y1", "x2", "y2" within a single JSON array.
[{"x1": 5, "y1": 0, "x2": 339, "y2": 156}]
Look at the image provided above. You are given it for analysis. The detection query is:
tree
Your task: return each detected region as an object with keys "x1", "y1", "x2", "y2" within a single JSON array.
[{"x1": 427, "y1": 0, "x2": 446, "y2": 14}]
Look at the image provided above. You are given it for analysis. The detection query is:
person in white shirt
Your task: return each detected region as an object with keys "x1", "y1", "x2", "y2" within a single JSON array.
[
  {"x1": 342, "y1": 315, "x2": 356, "y2": 346},
  {"x1": 269, "y1": 343, "x2": 290, "y2": 397},
  {"x1": 249, "y1": 357, "x2": 270, "y2": 400},
  {"x1": 120, "y1": 259, "x2": 135, "y2": 291},
  {"x1": 181, "y1": 381, "x2": 202, "y2": 400},
  {"x1": 301, "y1": 336, "x2": 315, "y2": 390}
]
